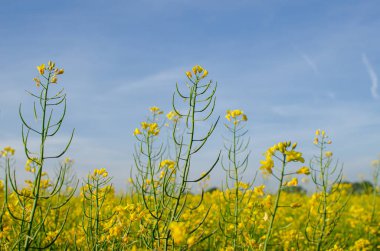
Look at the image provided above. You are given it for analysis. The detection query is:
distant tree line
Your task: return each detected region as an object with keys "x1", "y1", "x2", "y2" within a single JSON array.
[{"x1": 205, "y1": 180, "x2": 377, "y2": 195}]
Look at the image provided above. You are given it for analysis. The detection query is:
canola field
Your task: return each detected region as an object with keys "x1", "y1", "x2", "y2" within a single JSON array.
[{"x1": 0, "y1": 62, "x2": 379, "y2": 250}]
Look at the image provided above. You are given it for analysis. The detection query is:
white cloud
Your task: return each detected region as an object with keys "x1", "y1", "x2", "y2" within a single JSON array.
[
  {"x1": 362, "y1": 53, "x2": 379, "y2": 99},
  {"x1": 110, "y1": 68, "x2": 184, "y2": 94}
]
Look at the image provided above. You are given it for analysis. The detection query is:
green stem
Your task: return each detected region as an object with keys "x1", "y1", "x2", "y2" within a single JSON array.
[
  {"x1": 263, "y1": 156, "x2": 286, "y2": 251},
  {"x1": 25, "y1": 75, "x2": 50, "y2": 250}
]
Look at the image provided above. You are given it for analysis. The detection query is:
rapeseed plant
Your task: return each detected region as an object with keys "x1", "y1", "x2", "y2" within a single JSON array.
[
  {"x1": 260, "y1": 141, "x2": 308, "y2": 250},
  {"x1": 219, "y1": 109, "x2": 254, "y2": 250},
  {"x1": 4, "y1": 61, "x2": 76, "y2": 250},
  {"x1": 305, "y1": 130, "x2": 349, "y2": 251}
]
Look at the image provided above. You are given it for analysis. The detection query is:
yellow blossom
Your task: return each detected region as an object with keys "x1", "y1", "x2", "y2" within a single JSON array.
[
  {"x1": 141, "y1": 121, "x2": 149, "y2": 130},
  {"x1": 51, "y1": 76, "x2": 58, "y2": 83},
  {"x1": 313, "y1": 137, "x2": 319, "y2": 145},
  {"x1": 148, "y1": 122, "x2": 159, "y2": 136},
  {"x1": 37, "y1": 63, "x2": 45, "y2": 75},
  {"x1": 169, "y1": 222, "x2": 186, "y2": 244},
  {"x1": 201, "y1": 69, "x2": 208, "y2": 78},
  {"x1": 133, "y1": 128, "x2": 142, "y2": 136},
  {"x1": 285, "y1": 150, "x2": 305, "y2": 163},
  {"x1": 260, "y1": 156, "x2": 274, "y2": 174},
  {"x1": 285, "y1": 177, "x2": 298, "y2": 187},
  {"x1": 225, "y1": 109, "x2": 247, "y2": 124},
  {"x1": 186, "y1": 71, "x2": 192, "y2": 78},
  {"x1": 93, "y1": 168, "x2": 108, "y2": 178},
  {"x1": 187, "y1": 235, "x2": 196, "y2": 247},
  {"x1": 166, "y1": 110, "x2": 181, "y2": 122},
  {"x1": 55, "y1": 68, "x2": 64, "y2": 75},
  {"x1": 48, "y1": 60, "x2": 55, "y2": 70},
  {"x1": 160, "y1": 159, "x2": 176, "y2": 169},
  {"x1": 296, "y1": 166, "x2": 310, "y2": 175},
  {"x1": 325, "y1": 151, "x2": 333, "y2": 158},
  {"x1": 33, "y1": 77, "x2": 41, "y2": 87},
  {"x1": 149, "y1": 106, "x2": 163, "y2": 114},
  {"x1": 253, "y1": 185, "x2": 265, "y2": 196}
]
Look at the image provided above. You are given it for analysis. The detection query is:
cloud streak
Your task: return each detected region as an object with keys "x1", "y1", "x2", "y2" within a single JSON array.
[
  {"x1": 301, "y1": 53, "x2": 319, "y2": 74},
  {"x1": 362, "y1": 53, "x2": 379, "y2": 99}
]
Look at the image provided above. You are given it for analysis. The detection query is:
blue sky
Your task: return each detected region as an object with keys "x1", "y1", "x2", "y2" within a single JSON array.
[{"x1": 0, "y1": 0, "x2": 379, "y2": 190}]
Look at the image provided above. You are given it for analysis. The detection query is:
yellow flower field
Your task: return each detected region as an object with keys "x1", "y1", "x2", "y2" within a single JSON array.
[{"x1": 0, "y1": 62, "x2": 379, "y2": 250}]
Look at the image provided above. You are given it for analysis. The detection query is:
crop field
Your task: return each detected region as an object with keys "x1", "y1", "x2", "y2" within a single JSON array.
[{"x1": 0, "y1": 62, "x2": 378, "y2": 250}]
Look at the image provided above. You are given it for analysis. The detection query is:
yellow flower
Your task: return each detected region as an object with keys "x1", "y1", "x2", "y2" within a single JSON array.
[
  {"x1": 133, "y1": 128, "x2": 142, "y2": 135},
  {"x1": 191, "y1": 65, "x2": 205, "y2": 75},
  {"x1": 149, "y1": 106, "x2": 163, "y2": 114},
  {"x1": 51, "y1": 76, "x2": 58, "y2": 83},
  {"x1": 263, "y1": 194, "x2": 272, "y2": 208},
  {"x1": 236, "y1": 181, "x2": 249, "y2": 190},
  {"x1": 315, "y1": 129, "x2": 320, "y2": 136},
  {"x1": 201, "y1": 69, "x2": 208, "y2": 78},
  {"x1": 285, "y1": 150, "x2": 305, "y2": 163},
  {"x1": 225, "y1": 109, "x2": 247, "y2": 123},
  {"x1": 285, "y1": 177, "x2": 298, "y2": 187},
  {"x1": 167, "y1": 110, "x2": 181, "y2": 122},
  {"x1": 192, "y1": 65, "x2": 198, "y2": 74},
  {"x1": 93, "y1": 168, "x2": 108, "y2": 178},
  {"x1": 225, "y1": 113, "x2": 231, "y2": 121},
  {"x1": 313, "y1": 137, "x2": 319, "y2": 145},
  {"x1": 187, "y1": 235, "x2": 196, "y2": 247},
  {"x1": 48, "y1": 60, "x2": 55, "y2": 70},
  {"x1": 64, "y1": 157, "x2": 73, "y2": 164},
  {"x1": 296, "y1": 166, "x2": 310, "y2": 175},
  {"x1": 37, "y1": 64, "x2": 45, "y2": 75},
  {"x1": 186, "y1": 71, "x2": 192, "y2": 78},
  {"x1": 253, "y1": 185, "x2": 265, "y2": 196},
  {"x1": 141, "y1": 121, "x2": 149, "y2": 130},
  {"x1": 260, "y1": 156, "x2": 274, "y2": 174},
  {"x1": 160, "y1": 159, "x2": 176, "y2": 169},
  {"x1": 169, "y1": 222, "x2": 186, "y2": 244},
  {"x1": 325, "y1": 151, "x2": 333, "y2": 158},
  {"x1": 1, "y1": 146, "x2": 15, "y2": 157},
  {"x1": 292, "y1": 142, "x2": 297, "y2": 149},
  {"x1": 33, "y1": 77, "x2": 41, "y2": 87},
  {"x1": 148, "y1": 122, "x2": 160, "y2": 136},
  {"x1": 56, "y1": 68, "x2": 64, "y2": 75}
]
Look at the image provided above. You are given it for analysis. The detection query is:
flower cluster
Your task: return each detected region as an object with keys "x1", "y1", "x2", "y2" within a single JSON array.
[
  {"x1": 34, "y1": 60, "x2": 64, "y2": 87},
  {"x1": 160, "y1": 159, "x2": 176, "y2": 170},
  {"x1": 186, "y1": 65, "x2": 208, "y2": 79},
  {"x1": 296, "y1": 166, "x2": 310, "y2": 175},
  {"x1": 92, "y1": 168, "x2": 108, "y2": 178},
  {"x1": 0, "y1": 146, "x2": 15, "y2": 157},
  {"x1": 313, "y1": 129, "x2": 332, "y2": 145},
  {"x1": 149, "y1": 106, "x2": 163, "y2": 115},
  {"x1": 134, "y1": 122, "x2": 160, "y2": 136},
  {"x1": 225, "y1": 109, "x2": 248, "y2": 125},
  {"x1": 284, "y1": 177, "x2": 298, "y2": 187},
  {"x1": 260, "y1": 141, "x2": 304, "y2": 174},
  {"x1": 166, "y1": 110, "x2": 181, "y2": 122}
]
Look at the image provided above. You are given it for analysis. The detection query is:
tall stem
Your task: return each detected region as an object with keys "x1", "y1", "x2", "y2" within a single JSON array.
[
  {"x1": 263, "y1": 157, "x2": 286, "y2": 251},
  {"x1": 25, "y1": 77, "x2": 50, "y2": 250}
]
